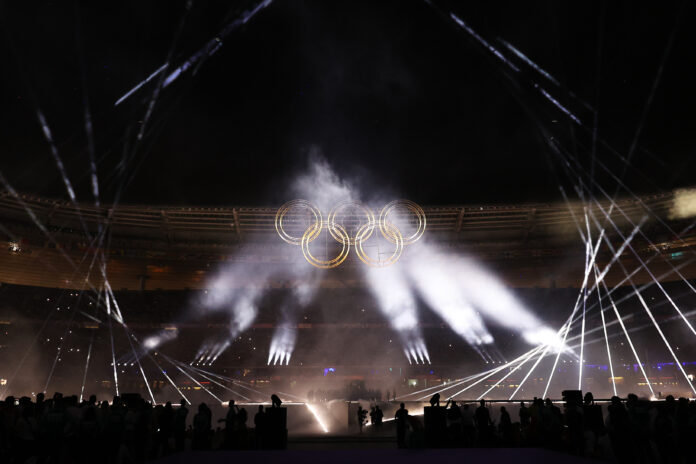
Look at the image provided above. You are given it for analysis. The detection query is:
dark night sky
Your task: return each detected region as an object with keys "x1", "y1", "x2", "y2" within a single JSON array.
[{"x1": 0, "y1": 0, "x2": 695, "y2": 207}]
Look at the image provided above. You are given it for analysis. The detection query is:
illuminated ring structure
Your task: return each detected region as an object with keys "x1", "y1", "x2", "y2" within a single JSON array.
[
  {"x1": 327, "y1": 200, "x2": 376, "y2": 246},
  {"x1": 379, "y1": 200, "x2": 426, "y2": 245},
  {"x1": 301, "y1": 221, "x2": 351, "y2": 269},
  {"x1": 275, "y1": 199, "x2": 322, "y2": 245},
  {"x1": 276, "y1": 199, "x2": 426, "y2": 268},
  {"x1": 354, "y1": 220, "x2": 403, "y2": 268}
]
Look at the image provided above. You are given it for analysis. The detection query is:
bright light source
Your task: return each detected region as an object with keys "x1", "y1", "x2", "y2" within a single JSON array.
[{"x1": 305, "y1": 403, "x2": 329, "y2": 433}]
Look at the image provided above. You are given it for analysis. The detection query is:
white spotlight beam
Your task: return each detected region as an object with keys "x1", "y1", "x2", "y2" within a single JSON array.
[
  {"x1": 444, "y1": 345, "x2": 546, "y2": 400},
  {"x1": 594, "y1": 235, "x2": 696, "y2": 395},
  {"x1": 478, "y1": 345, "x2": 546, "y2": 399},
  {"x1": 542, "y1": 226, "x2": 603, "y2": 398},
  {"x1": 594, "y1": 264, "x2": 618, "y2": 396},
  {"x1": 578, "y1": 212, "x2": 592, "y2": 391},
  {"x1": 597, "y1": 275, "x2": 655, "y2": 397},
  {"x1": 167, "y1": 357, "x2": 224, "y2": 404},
  {"x1": 106, "y1": 288, "x2": 119, "y2": 396},
  {"x1": 79, "y1": 331, "x2": 95, "y2": 403},
  {"x1": 589, "y1": 202, "x2": 696, "y2": 337},
  {"x1": 172, "y1": 359, "x2": 249, "y2": 401},
  {"x1": 108, "y1": 288, "x2": 157, "y2": 404},
  {"x1": 562, "y1": 145, "x2": 696, "y2": 303},
  {"x1": 114, "y1": 0, "x2": 274, "y2": 106},
  {"x1": 305, "y1": 403, "x2": 329, "y2": 433},
  {"x1": 145, "y1": 353, "x2": 189, "y2": 404},
  {"x1": 509, "y1": 344, "x2": 553, "y2": 400},
  {"x1": 188, "y1": 365, "x2": 267, "y2": 398},
  {"x1": 397, "y1": 366, "x2": 508, "y2": 400}
]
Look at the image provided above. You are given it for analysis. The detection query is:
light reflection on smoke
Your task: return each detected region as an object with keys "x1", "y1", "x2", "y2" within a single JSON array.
[{"x1": 142, "y1": 154, "x2": 560, "y2": 366}]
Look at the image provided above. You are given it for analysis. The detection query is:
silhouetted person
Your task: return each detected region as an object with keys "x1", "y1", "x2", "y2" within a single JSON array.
[
  {"x1": 374, "y1": 405, "x2": 383, "y2": 428},
  {"x1": 563, "y1": 394, "x2": 583, "y2": 455},
  {"x1": 430, "y1": 393, "x2": 441, "y2": 407},
  {"x1": 157, "y1": 401, "x2": 174, "y2": 456},
  {"x1": 499, "y1": 406, "x2": 512, "y2": 445},
  {"x1": 460, "y1": 403, "x2": 475, "y2": 447},
  {"x1": 174, "y1": 398, "x2": 188, "y2": 452},
  {"x1": 395, "y1": 403, "x2": 409, "y2": 448},
  {"x1": 14, "y1": 398, "x2": 37, "y2": 464},
  {"x1": 254, "y1": 405, "x2": 265, "y2": 448},
  {"x1": 446, "y1": 400, "x2": 463, "y2": 443},
  {"x1": 544, "y1": 398, "x2": 563, "y2": 450},
  {"x1": 582, "y1": 393, "x2": 603, "y2": 456},
  {"x1": 234, "y1": 407, "x2": 248, "y2": 448},
  {"x1": 654, "y1": 395, "x2": 677, "y2": 464},
  {"x1": 475, "y1": 400, "x2": 492, "y2": 445},
  {"x1": 192, "y1": 403, "x2": 212, "y2": 450},
  {"x1": 357, "y1": 406, "x2": 367, "y2": 432},
  {"x1": 519, "y1": 401, "x2": 530, "y2": 431},
  {"x1": 79, "y1": 401, "x2": 99, "y2": 462},
  {"x1": 219, "y1": 400, "x2": 238, "y2": 448},
  {"x1": 271, "y1": 394, "x2": 282, "y2": 408},
  {"x1": 606, "y1": 396, "x2": 631, "y2": 462}
]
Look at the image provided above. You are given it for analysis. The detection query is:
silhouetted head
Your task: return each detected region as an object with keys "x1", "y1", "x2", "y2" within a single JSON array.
[
  {"x1": 258, "y1": 405, "x2": 263, "y2": 412},
  {"x1": 37, "y1": 393, "x2": 45, "y2": 403},
  {"x1": 500, "y1": 406, "x2": 506, "y2": 413},
  {"x1": 229, "y1": 400, "x2": 235, "y2": 408},
  {"x1": 584, "y1": 392, "x2": 594, "y2": 405},
  {"x1": 181, "y1": 398, "x2": 188, "y2": 406},
  {"x1": 88, "y1": 394, "x2": 97, "y2": 405},
  {"x1": 400, "y1": 403, "x2": 405, "y2": 409},
  {"x1": 198, "y1": 403, "x2": 206, "y2": 412},
  {"x1": 520, "y1": 401, "x2": 525, "y2": 407},
  {"x1": 545, "y1": 398, "x2": 552, "y2": 406},
  {"x1": 479, "y1": 400, "x2": 485, "y2": 407},
  {"x1": 611, "y1": 396, "x2": 622, "y2": 406}
]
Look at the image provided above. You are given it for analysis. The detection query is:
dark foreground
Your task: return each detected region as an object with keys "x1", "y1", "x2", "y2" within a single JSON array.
[{"x1": 155, "y1": 448, "x2": 594, "y2": 464}]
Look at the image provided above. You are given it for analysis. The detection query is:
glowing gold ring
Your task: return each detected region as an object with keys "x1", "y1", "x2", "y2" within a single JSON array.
[
  {"x1": 327, "y1": 200, "x2": 376, "y2": 246},
  {"x1": 354, "y1": 220, "x2": 403, "y2": 268},
  {"x1": 301, "y1": 221, "x2": 351, "y2": 269},
  {"x1": 275, "y1": 200, "x2": 322, "y2": 246},
  {"x1": 379, "y1": 200, "x2": 426, "y2": 245}
]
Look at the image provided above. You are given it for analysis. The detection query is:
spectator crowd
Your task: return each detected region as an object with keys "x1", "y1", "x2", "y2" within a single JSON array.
[
  {"x1": 2, "y1": 389, "x2": 696, "y2": 463},
  {"x1": 0, "y1": 392, "x2": 278, "y2": 463},
  {"x1": 391, "y1": 391, "x2": 696, "y2": 463}
]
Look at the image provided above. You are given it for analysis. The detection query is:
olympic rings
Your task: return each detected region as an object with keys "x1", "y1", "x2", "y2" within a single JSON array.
[
  {"x1": 301, "y1": 221, "x2": 351, "y2": 269},
  {"x1": 275, "y1": 200, "x2": 322, "y2": 245},
  {"x1": 276, "y1": 199, "x2": 426, "y2": 269},
  {"x1": 379, "y1": 200, "x2": 426, "y2": 245},
  {"x1": 327, "y1": 200, "x2": 376, "y2": 246},
  {"x1": 355, "y1": 219, "x2": 403, "y2": 268}
]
